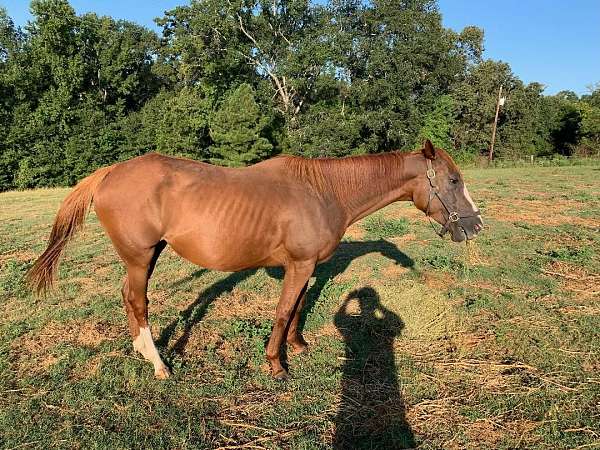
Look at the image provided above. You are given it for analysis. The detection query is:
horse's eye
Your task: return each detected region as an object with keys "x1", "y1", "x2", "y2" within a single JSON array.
[{"x1": 450, "y1": 178, "x2": 459, "y2": 185}]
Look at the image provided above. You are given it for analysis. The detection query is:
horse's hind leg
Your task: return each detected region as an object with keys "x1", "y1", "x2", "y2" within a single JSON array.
[{"x1": 121, "y1": 241, "x2": 170, "y2": 379}]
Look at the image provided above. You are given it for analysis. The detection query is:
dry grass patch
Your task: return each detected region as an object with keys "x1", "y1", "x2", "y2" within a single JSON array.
[
  {"x1": 488, "y1": 199, "x2": 599, "y2": 228},
  {"x1": 375, "y1": 281, "x2": 461, "y2": 341},
  {"x1": 0, "y1": 249, "x2": 37, "y2": 265},
  {"x1": 542, "y1": 260, "x2": 600, "y2": 299},
  {"x1": 174, "y1": 326, "x2": 224, "y2": 360},
  {"x1": 407, "y1": 396, "x2": 465, "y2": 449},
  {"x1": 454, "y1": 330, "x2": 496, "y2": 351},
  {"x1": 207, "y1": 288, "x2": 278, "y2": 321},
  {"x1": 390, "y1": 232, "x2": 417, "y2": 245},
  {"x1": 313, "y1": 321, "x2": 342, "y2": 340},
  {"x1": 10, "y1": 320, "x2": 122, "y2": 375}
]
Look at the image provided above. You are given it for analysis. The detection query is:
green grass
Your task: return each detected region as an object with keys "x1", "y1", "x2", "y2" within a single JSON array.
[
  {"x1": 361, "y1": 214, "x2": 409, "y2": 239},
  {"x1": 0, "y1": 165, "x2": 599, "y2": 449}
]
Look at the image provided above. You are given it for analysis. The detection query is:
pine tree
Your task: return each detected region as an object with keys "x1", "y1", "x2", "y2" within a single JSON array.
[{"x1": 209, "y1": 84, "x2": 273, "y2": 167}]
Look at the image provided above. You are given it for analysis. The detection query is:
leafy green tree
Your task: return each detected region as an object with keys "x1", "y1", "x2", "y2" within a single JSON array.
[
  {"x1": 576, "y1": 102, "x2": 600, "y2": 155},
  {"x1": 155, "y1": 87, "x2": 212, "y2": 159},
  {"x1": 159, "y1": 0, "x2": 328, "y2": 123},
  {"x1": 581, "y1": 83, "x2": 600, "y2": 108},
  {"x1": 323, "y1": 0, "x2": 483, "y2": 153},
  {"x1": 0, "y1": 0, "x2": 596, "y2": 192},
  {"x1": 0, "y1": 7, "x2": 19, "y2": 62},
  {"x1": 420, "y1": 95, "x2": 455, "y2": 152},
  {"x1": 286, "y1": 106, "x2": 365, "y2": 157},
  {"x1": 578, "y1": 85, "x2": 600, "y2": 155},
  {"x1": 451, "y1": 60, "x2": 515, "y2": 155},
  {"x1": 78, "y1": 14, "x2": 161, "y2": 109},
  {"x1": 0, "y1": 1, "x2": 165, "y2": 189},
  {"x1": 497, "y1": 82, "x2": 545, "y2": 158},
  {"x1": 0, "y1": 8, "x2": 21, "y2": 189},
  {"x1": 209, "y1": 83, "x2": 273, "y2": 166},
  {"x1": 546, "y1": 93, "x2": 581, "y2": 156}
]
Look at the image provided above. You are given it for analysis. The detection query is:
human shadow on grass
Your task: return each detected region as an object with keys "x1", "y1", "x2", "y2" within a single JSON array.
[
  {"x1": 158, "y1": 240, "x2": 415, "y2": 360},
  {"x1": 333, "y1": 287, "x2": 415, "y2": 449},
  {"x1": 294, "y1": 240, "x2": 415, "y2": 338}
]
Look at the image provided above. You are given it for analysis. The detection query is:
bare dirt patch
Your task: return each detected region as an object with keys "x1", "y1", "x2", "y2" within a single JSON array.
[
  {"x1": 390, "y1": 232, "x2": 417, "y2": 245},
  {"x1": 421, "y1": 271, "x2": 456, "y2": 290},
  {"x1": 333, "y1": 262, "x2": 374, "y2": 283},
  {"x1": 464, "y1": 420, "x2": 505, "y2": 449},
  {"x1": 343, "y1": 224, "x2": 365, "y2": 240},
  {"x1": 69, "y1": 275, "x2": 116, "y2": 296},
  {"x1": 314, "y1": 321, "x2": 342, "y2": 340},
  {"x1": 454, "y1": 330, "x2": 496, "y2": 351},
  {"x1": 543, "y1": 261, "x2": 600, "y2": 300},
  {"x1": 382, "y1": 264, "x2": 411, "y2": 279}
]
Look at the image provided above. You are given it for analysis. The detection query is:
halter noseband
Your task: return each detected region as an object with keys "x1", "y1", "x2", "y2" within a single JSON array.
[{"x1": 425, "y1": 159, "x2": 480, "y2": 238}]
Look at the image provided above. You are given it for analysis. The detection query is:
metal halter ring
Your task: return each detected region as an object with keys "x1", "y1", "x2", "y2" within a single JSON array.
[
  {"x1": 426, "y1": 168, "x2": 436, "y2": 179},
  {"x1": 448, "y1": 212, "x2": 459, "y2": 222}
]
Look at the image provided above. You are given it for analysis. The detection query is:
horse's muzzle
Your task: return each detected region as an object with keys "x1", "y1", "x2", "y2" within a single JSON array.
[
  {"x1": 463, "y1": 215, "x2": 484, "y2": 240},
  {"x1": 450, "y1": 215, "x2": 483, "y2": 242}
]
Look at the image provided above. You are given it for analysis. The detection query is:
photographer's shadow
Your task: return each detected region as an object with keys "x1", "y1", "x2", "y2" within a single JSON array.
[
  {"x1": 333, "y1": 287, "x2": 415, "y2": 449},
  {"x1": 285, "y1": 239, "x2": 416, "y2": 336}
]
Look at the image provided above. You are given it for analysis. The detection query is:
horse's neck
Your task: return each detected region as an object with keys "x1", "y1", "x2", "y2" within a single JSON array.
[{"x1": 319, "y1": 152, "x2": 419, "y2": 227}]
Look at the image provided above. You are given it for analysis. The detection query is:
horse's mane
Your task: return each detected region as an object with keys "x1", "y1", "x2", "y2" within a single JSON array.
[{"x1": 280, "y1": 152, "x2": 408, "y2": 198}]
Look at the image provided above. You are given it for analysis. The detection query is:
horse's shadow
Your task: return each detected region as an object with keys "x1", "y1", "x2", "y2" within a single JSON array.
[
  {"x1": 156, "y1": 239, "x2": 416, "y2": 447},
  {"x1": 157, "y1": 240, "x2": 415, "y2": 353},
  {"x1": 289, "y1": 239, "x2": 415, "y2": 336}
]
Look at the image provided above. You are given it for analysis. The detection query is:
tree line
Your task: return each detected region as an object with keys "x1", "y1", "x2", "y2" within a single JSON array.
[{"x1": 1, "y1": 0, "x2": 599, "y2": 191}]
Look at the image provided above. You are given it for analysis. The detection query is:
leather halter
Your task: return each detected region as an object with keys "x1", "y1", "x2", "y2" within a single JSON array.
[{"x1": 425, "y1": 159, "x2": 481, "y2": 238}]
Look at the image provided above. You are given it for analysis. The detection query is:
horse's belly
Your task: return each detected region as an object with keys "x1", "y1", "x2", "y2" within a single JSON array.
[{"x1": 165, "y1": 223, "x2": 283, "y2": 271}]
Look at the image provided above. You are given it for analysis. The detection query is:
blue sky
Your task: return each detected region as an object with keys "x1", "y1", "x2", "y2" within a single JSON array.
[
  {"x1": 438, "y1": 0, "x2": 600, "y2": 95},
  {"x1": 3, "y1": 0, "x2": 599, "y2": 95}
]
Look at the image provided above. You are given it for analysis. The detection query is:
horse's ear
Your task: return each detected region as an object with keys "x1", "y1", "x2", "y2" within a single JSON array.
[{"x1": 422, "y1": 139, "x2": 436, "y2": 160}]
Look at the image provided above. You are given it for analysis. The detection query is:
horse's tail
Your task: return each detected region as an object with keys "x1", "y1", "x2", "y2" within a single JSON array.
[{"x1": 27, "y1": 165, "x2": 115, "y2": 295}]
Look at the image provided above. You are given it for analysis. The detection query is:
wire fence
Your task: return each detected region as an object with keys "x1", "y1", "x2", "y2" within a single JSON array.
[{"x1": 470, "y1": 154, "x2": 600, "y2": 169}]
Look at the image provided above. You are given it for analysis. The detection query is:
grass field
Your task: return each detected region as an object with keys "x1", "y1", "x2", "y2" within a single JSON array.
[{"x1": 1, "y1": 165, "x2": 599, "y2": 449}]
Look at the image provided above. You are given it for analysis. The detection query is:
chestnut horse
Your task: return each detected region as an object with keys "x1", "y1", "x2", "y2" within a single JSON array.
[{"x1": 28, "y1": 140, "x2": 482, "y2": 379}]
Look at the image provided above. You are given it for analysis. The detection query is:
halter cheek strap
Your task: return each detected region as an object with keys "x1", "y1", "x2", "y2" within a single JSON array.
[{"x1": 425, "y1": 159, "x2": 480, "y2": 238}]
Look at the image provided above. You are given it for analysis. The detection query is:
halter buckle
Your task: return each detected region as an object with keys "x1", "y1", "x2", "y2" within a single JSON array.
[
  {"x1": 426, "y1": 168, "x2": 436, "y2": 179},
  {"x1": 449, "y1": 212, "x2": 459, "y2": 222}
]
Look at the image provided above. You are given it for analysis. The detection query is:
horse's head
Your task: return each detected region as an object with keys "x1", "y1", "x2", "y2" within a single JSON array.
[{"x1": 411, "y1": 140, "x2": 483, "y2": 242}]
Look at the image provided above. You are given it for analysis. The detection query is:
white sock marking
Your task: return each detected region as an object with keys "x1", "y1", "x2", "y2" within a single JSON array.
[{"x1": 133, "y1": 326, "x2": 167, "y2": 373}]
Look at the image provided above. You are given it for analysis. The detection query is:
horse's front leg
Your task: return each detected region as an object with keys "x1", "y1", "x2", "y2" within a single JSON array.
[
  {"x1": 266, "y1": 260, "x2": 315, "y2": 379},
  {"x1": 286, "y1": 281, "x2": 309, "y2": 355}
]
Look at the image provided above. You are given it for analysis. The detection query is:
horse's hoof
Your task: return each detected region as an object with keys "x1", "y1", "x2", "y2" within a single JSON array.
[
  {"x1": 273, "y1": 368, "x2": 289, "y2": 381},
  {"x1": 155, "y1": 366, "x2": 171, "y2": 380}
]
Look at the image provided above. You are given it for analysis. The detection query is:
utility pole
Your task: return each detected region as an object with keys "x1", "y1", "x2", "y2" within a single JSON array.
[{"x1": 488, "y1": 85, "x2": 505, "y2": 162}]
